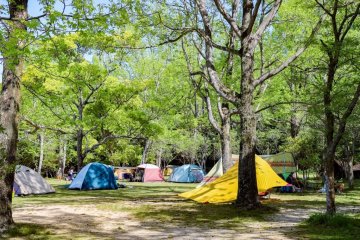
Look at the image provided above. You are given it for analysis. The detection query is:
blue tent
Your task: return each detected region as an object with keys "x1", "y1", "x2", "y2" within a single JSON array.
[
  {"x1": 168, "y1": 164, "x2": 205, "y2": 183},
  {"x1": 68, "y1": 162, "x2": 118, "y2": 190}
]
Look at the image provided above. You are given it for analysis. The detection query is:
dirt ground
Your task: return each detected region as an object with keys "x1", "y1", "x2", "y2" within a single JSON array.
[{"x1": 13, "y1": 201, "x2": 360, "y2": 240}]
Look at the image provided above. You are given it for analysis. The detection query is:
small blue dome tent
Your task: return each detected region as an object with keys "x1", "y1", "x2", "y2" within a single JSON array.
[
  {"x1": 168, "y1": 164, "x2": 205, "y2": 183},
  {"x1": 68, "y1": 162, "x2": 118, "y2": 190}
]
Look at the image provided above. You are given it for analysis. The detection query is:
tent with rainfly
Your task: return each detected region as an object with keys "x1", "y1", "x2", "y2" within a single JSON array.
[
  {"x1": 168, "y1": 164, "x2": 205, "y2": 183},
  {"x1": 197, "y1": 155, "x2": 238, "y2": 188},
  {"x1": 179, "y1": 155, "x2": 288, "y2": 203},
  {"x1": 69, "y1": 162, "x2": 118, "y2": 190},
  {"x1": 136, "y1": 164, "x2": 164, "y2": 182},
  {"x1": 14, "y1": 165, "x2": 55, "y2": 196},
  {"x1": 260, "y1": 152, "x2": 297, "y2": 180}
]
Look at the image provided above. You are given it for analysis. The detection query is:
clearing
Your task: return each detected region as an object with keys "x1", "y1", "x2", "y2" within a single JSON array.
[{"x1": 2, "y1": 180, "x2": 360, "y2": 240}]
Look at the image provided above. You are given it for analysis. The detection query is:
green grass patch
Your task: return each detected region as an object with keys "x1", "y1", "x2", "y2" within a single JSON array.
[
  {"x1": 132, "y1": 202, "x2": 278, "y2": 229},
  {"x1": 0, "y1": 223, "x2": 57, "y2": 240},
  {"x1": 293, "y1": 213, "x2": 360, "y2": 240},
  {"x1": 307, "y1": 213, "x2": 360, "y2": 227},
  {"x1": 9, "y1": 178, "x2": 360, "y2": 238}
]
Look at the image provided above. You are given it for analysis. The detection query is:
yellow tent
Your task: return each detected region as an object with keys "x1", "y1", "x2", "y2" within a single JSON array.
[{"x1": 179, "y1": 155, "x2": 288, "y2": 203}]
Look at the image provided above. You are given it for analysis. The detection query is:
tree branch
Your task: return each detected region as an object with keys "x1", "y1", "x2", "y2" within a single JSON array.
[
  {"x1": 340, "y1": 3, "x2": 360, "y2": 42},
  {"x1": 21, "y1": 116, "x2": 67, "y2": 134},
  {"x1": 255, "y1": 101, "x2": 313, "y2": 113},
  {"x1": 197, "y1": 0, "x2": 240, "y2": 104},
  {"x1": 315, "y1": 0, "x2": 333, "y2": 17},
  {"x1": 204, "y1": 86, "x2": 221, "y2": 134},
  {"x1": 83, "y1": 135, "x2": 144, "y2": 156},
  {"x1": 333, "y1": 81, "x2": 360, "y2": 148},
  {"x1": 253, "y1": 16, "x2": 324, "y2": 87},
  {"x1": 253, "y1": 0, "x2": 282, "y2": 44},
  {"x1": 213, "y1": 0, "x2": 242, "y2": 39}
]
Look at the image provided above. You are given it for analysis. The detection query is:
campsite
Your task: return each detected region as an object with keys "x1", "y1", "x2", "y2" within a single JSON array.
[
  {"x1": 3, "y1": 179, "x2": 360, "y2": 239},
  {"x1": 1, "y1": 0, "x2": 360, "y2": 239}
]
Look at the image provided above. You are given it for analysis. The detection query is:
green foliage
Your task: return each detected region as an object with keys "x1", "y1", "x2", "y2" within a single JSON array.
[{"x1": 281, "y1": 131, "x2": 322, "y2": 170}]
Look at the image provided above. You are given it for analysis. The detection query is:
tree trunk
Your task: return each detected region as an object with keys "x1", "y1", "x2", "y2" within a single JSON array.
[
  {"x1": 322, "y1": 56, "x2": 337, "y2": 214},
  {"x1": 347, "y1": 158, "x2": 354, "y2": 190},
  {"x1": 38, "y1": 132, "x2": 44, "y2": 174},
  {"x1": 221, "y1": 113, "x2": 232, "y2": 172},
  {"x1": 290, "y1": 114, "x2": 300, "y2": 138},
  {"x1": 58, "y1": 136, "x2": 67, "y2": 178},
  {"x1": 141, "y1": 139, "x2": 151, "y2": 164},
  {"x1": 236, "y1": 35, "x2": 259, "y2": 208},
  {"x1": 0, "y1": 0, "x2": 28, "y2": 230},
  {"x1": 77, "y1": 129, "x2": 84, "y2": 171},
  {"x1": 63, "y1": 139, "x2": 67, "y2": 177},
  {"x1": 156, "y1": 149, "x2": 162, "y2": 167},
  {"x1": 324, "y1": 148, "x2": 336, "y2": 214}
]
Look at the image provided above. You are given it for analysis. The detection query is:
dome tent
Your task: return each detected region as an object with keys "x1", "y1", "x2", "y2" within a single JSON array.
[
  {"x1": 168, "y1": 164, "x2": 204, "y2": 183},
  {"x1": 69, "y1": 162, "x2": 118, "y2": 190},
  {"x1": 14, "y1": 165, "x2": 55, "y2": 196},
  {"x1": 135, "y1": 164, "x2": 164, "y2": 182}
]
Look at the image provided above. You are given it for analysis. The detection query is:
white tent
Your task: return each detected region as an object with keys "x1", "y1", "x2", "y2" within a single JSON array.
[
  {"x1": 197, "y1": 158, "x2": 224, "y2": 188},
  {"x1": 14, "y1": 165, "x2": 55, "y2": 195}
]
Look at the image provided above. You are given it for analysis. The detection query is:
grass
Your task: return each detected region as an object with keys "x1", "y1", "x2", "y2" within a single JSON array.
[
  {"x1": 0, "y1": 223, "x2": 57, "y2": 240},
  {"x1": 292, "y1": 213, "x2": 360, "y2": 240},
  {"x1": 3, "y1": 178, "x2": 360, "y2": 239}
]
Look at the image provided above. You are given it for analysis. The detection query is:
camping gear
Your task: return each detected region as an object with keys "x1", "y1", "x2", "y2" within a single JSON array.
[
  {"x1": 163, "y1": 165, "x2": 178, "y2": 176},
  {"x1": 168, "y1": 164, "x2": 205, "y2": 183},
  {"x1": 179, "y1": 155, "x2": 288, "y2": 203},
  {"x1": 197, "y1": 155, "x2": 237, "y2": 188},
  {"x1": 199, "y1": 158, "x2": 223, "y2": 186},
  {"x1": 260, "y1": 152, "x2": 297, "y2": 177},
  {"x1": 14, "y1": 165, "x2": 55, "y2": 195},
  {"x1": 135, "y1": 164, "x2": 164, "y2": 182},
  {"x1": 114, "y1": 167, "x2": 136, "y2": 181},
  {"x1": 68, "y1": 162, "x2": 118, "y2": 190}
]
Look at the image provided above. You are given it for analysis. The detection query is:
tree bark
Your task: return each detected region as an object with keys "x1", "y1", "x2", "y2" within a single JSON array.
[
  {"x1": 58, "y1": 136, "x2": 67, "y2": 178},
  {"x1": 63, "y1": 139, "x2": 67, "y2": 177},
  {"x1": 156, "y1": 148, "x2": 162, "y2": 167},
  {"x1": 141, "y1": 139, "x2": 151, "y2": 164},
  {"x1": 323, "y1": 148, "x2": 336, "y2": 214},
  {"x1": 220, "y1": 106, "x2": 232, "y2": 172},
  {"x1": 77, "y1": 128, "x2": 84, "y2": 171},
  {"x1": 0, "y1": 0, "x2": 28, "y2": 230},
  {"x1": 345, "y1": 142, "x2": 354, "y2": 190},
  {"x1": 38, "y1": 132, "x2": 44, "y2": 174},
  {"x1": 236, "y1": 42, "x2": 260, "y2": 208},
  {"x1": 323, "y1": 57, "x2": 337, "y2": 215}
]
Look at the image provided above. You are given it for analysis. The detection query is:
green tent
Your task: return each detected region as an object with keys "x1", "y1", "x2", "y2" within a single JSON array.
[{"x1": 260, "y1": 152, "x2": 297, "y2": 179}]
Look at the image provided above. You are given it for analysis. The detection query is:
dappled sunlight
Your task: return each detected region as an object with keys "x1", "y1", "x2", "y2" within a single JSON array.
[{"x1": 7, "y1": 179, "x2": 360, "y2": 239}]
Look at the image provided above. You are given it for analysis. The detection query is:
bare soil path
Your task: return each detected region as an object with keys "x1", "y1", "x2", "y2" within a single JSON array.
[{"x1": 11, "y1": 201, "x2": 329, "y2": 240}]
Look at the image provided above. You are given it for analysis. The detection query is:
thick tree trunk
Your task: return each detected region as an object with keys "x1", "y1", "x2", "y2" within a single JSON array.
[
  {"x1": 221, "y1": 113, "x2": 232, "y2": 172},
  {"x1": 38, "y1": 132, "x2": 44, "y2": 174},
  {"x1": 236, "y1": 35, "x2": 259, "y2": 208},
  {"x1": 323, "y1": 59, "x2": 337, "y2": 215},
  {"x1": 324, "y1": 149, "x2": 336, "y2": 214},
  {"x1": 237, "y1": 92, "x2": 259, "y2": 208},
  {"x1": 0, "y1": 0, "x2": 27, "y2": 230}
]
